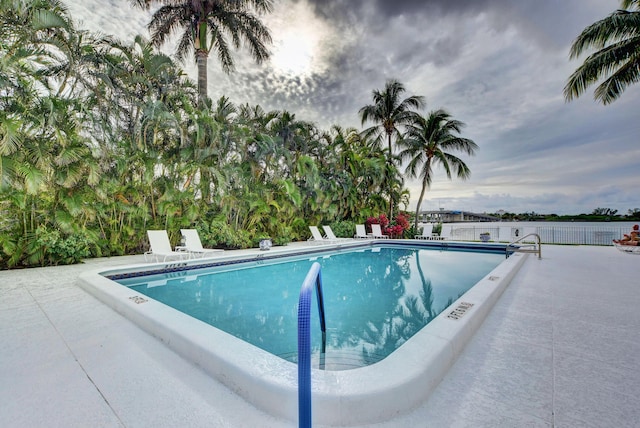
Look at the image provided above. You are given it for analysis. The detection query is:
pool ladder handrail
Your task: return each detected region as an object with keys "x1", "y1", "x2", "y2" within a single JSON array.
[
  {"x1": 507, "y1": 233, "x2": 542, "y2": 259},
  {"x1": 297, "y1": 262, "x2": 326, "y2": 428}
]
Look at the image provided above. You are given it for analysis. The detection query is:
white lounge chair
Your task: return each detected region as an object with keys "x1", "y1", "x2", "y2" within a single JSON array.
[
  {"x1": 370, "y1": 224, "x2": 389, "y2": 239},
  {"x1": 180, "y1": 229, "x2": 224, "y2": 258},
  {"x1": 614, "y1": 242, "x2": 640, "y2": 254},
  {"x1": 415, "y1": 224, "x2": 434, "y2": 239},
  {"x1": 354, "y1": 224, "x2": 370, "y2": 239},
  {"x1": 308, "y1": 226, "x2": 330, "y2": 243},
  {"x1": 432, "y1": 225, "x2": 452, "y2": 241},
  {"x1": 145, "y1": 230, "x2": 189, "y2": 262},
  {"x1": 322, "y1": 225, "x2": 350, "y2": 241}
]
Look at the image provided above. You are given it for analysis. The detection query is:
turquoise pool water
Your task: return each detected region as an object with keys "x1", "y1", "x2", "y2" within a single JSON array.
[{"x1": 117, "y1": 245, "x2": 503, "y2": 370}]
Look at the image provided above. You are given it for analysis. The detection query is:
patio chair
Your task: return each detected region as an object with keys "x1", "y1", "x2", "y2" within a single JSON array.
[
  {"x1": 180, "y1": 229, "x2": 224, "y2": 258},
  {"x1": 432, "y1": 224, "x2": 452, "y2": 241},
  {"x1": 415, "y1": 224, "x2": 434, "y2": 239},
  {"x1": 308, "y1": 226, "x2": 330, "y2": 243},
  {"x1": 322, "y1": 225, "x2": 351, "y2": 241},
  {"x1": 441, "y1": 225, "x2": 453, "y2": 240},
  {"x1": 145, "y1": 230, "x2": 189, "y2": 262},
  {"x1": 370, "y1": 224, "x2": 389, "y2": 239},
  {"x1": 613, "y1": 242, "x2": 640, "y2": 254},
  {"x1": 354, "y1": 224, "x2": 370, "y2": 239}
]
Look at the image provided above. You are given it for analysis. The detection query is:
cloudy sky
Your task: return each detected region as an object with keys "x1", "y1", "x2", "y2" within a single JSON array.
[{"x1": 66, "y1": 0, "x2": 640, "y2": 215}]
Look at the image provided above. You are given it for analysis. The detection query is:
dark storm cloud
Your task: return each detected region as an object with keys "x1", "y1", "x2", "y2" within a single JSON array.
[
  {"x1": 369, "y1": 0, "x2": 497, "y2": 17},
  {"x1": 300, "y1": 0, "x2": 611, "y2": 54},
  {"x1": 302, "y1": 0, "x2": 494, "y2": 20}
]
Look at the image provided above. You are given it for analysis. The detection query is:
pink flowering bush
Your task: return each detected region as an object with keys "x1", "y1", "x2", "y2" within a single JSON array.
[
  {"x1": 365, "y1": 213, "x2": 411, "y2": 238},
  {"x1": 365, "y1": 214, "x2": 389, "y2": 232},
  {"x1": 386, "y1": 224, "x2": 404, "y2": 238},
  {"x1": 395, "y1": 213, "x2": 410, "y2": 231}
]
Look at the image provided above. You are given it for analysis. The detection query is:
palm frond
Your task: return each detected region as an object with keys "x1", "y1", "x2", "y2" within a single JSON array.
[
  {"x1": 621, "y1": 0, "x2": 640, "y2": 12},
  {"x1": 0, "y1": 116, "x2": 22, "y2": 156},
  {"x1": 594, "y1": 51, "x2": 640, "y2": 103},
  {"x1": 149, "y1": 5, "x2": 188, "y2": 48},
  {"x1": 208, "y1": 24, "x2": 234, "y2": 72},
  {"x1": 566, "y1": 4, "x2": 640, "y2": 103},
  {"x1": 16, "y1": 162, "x2": 45, "y2": 194},
  {"x1": 565, "y1": 35, "x2": 640, "y2": 101},
  {"x1": 570, "y1": 10, "x2": 640, "y2": 57}
]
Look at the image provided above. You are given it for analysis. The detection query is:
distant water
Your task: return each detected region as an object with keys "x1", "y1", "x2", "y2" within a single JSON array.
[{"x1": 428, "y1": 221, "x2": 639, "y2": 245}]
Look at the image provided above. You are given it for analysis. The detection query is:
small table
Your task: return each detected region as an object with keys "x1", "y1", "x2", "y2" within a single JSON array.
[{"x1": 174, "y1": 246, "x2": 192, "y2": 259}]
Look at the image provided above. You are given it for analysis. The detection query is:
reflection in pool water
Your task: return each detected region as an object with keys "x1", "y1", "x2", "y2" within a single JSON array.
[{"x1": 120, "y1": 246, "x2": 503, "y2": 370}]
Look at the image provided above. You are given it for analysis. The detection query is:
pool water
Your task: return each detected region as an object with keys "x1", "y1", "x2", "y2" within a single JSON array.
[{"x1": 117, "y1": 245, "x2": 503, "y2": 370}]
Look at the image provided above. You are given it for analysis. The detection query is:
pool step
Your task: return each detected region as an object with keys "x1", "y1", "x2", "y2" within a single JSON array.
[{"x1": 278, "y1": 349, "x2": 386, "y2": 371}]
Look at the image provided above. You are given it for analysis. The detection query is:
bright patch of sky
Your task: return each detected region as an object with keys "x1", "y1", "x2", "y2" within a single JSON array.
[{"x1": 267, "y1": 1, "x2": 331, "y2": 76}]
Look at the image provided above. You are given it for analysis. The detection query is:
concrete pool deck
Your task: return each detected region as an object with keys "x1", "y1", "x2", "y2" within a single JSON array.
[{"x1": 1, "y1": 243, "x2": 638, "y2": 427}]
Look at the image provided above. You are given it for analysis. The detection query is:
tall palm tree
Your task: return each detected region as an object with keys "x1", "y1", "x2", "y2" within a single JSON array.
[
  {"x1": 399, "y1": 109, "x2": 478, "y2": 231},
  {"x1": 359, "y1": 79, "x2": 424, "y2": 219},
  {"x1": 564, "y1": 0, "x2": 640, "y2": 104},
  {"x1": 132, "y1": 0, "x2": 273, "y2": 106}
]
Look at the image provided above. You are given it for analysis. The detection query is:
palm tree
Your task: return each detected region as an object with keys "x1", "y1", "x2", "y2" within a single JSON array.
[
  {"x1": 0, "y1": 0, "x2": 72, "y2": 102},
  {"x1": 359, "y1": 79, "x2": 425, "y2": 219},
  {"x1": 132, "y1": 0, "x2": 273, "y2": 106},
  {"x1": 399, "y1": 109, "x2": 478, "y2": 231},
  {"x1": 564, "y1": 0, "x2": 640, "y2": 104}
]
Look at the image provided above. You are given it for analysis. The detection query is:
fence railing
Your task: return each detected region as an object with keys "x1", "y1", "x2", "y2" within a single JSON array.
[{"x1": 445, "y1": 225, "x2": 628, "y2": 245}]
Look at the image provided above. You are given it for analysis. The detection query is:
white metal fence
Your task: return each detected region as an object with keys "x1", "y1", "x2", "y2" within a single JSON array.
[{"x1": 444, "y1": 224, "x2": 629, "y2": 246}]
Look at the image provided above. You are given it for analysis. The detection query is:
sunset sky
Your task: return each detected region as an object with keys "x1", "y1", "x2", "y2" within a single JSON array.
[{"x1": 66, "y1": 0, "x2": 640, "y2": 215}]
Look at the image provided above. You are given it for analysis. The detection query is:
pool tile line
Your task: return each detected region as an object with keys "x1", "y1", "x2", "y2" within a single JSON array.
[
  {"x1": 105, "y1": 239, "x2": 512, "y2": 280},
  {"x1": 104, "y1": 241, "x2": 373, "y2": 280}
]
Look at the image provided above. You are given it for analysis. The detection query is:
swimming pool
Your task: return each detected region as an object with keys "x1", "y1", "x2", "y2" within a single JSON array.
[
  {"x1": 115, "y1": 245, "x2": 504, "y2": 370},
  {"x1": 79, "y1": 240, "x2": 528, "y2": 425}
]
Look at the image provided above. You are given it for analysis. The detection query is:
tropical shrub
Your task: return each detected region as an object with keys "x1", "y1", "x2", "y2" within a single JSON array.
[
  {"x1": 386, "y1": 224, "x2": 404, "y2": 238},
  {"x1": 197, "y1": 220, "x2": 250, "y2": 249},
  {"x1": 329, "y1": 220, "x2": 357, "y2": 238},
  {"x1": 433, "y1": 223, "x2": 442, "y2": 235},
  {"x1": 32, "y1": 227, "x2": 92, "y2": 266},
  {"x1": 394, "y1": 212, "x2": 411, "y2": 238},
  {"x1": 272, "y1": 235, "x2": 291, "y2": 246}
]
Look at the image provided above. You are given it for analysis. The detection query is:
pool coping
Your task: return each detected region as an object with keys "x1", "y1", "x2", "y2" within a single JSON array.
[{"x1": 78, "y1": 239, "x2": 528, "y2": 426}]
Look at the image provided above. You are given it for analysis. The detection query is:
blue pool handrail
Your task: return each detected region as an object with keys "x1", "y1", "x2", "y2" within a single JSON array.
[{"x1": 297, "y1": 262, "x2": 326, "y2": 428}]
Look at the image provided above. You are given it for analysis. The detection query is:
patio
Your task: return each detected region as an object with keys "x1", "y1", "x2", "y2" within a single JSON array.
[{"x1": 1, "y1": 243, "x2": 638, "y2": 427}]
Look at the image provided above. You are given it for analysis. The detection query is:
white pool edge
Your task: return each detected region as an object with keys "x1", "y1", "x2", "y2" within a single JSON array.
[{"x1": 78, "y1": 244, "x2": 528, "y2": 426}]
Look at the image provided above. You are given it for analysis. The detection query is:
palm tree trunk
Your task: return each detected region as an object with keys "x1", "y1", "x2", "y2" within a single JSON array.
[
  {"x1": 387, "y1": 132, "x2": 394, "y2": 220},
  {"x1": 414, "y1": 172, "x2": 430, "y2": 231},
  {"x1": 196, "y1": 50, "x2": 208, "y2": 107}
]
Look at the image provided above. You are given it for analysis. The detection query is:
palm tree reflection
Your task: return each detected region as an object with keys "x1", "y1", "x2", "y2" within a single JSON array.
[{"x1": 358, "y1": 249, "x2": 465, "y2": 366}]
